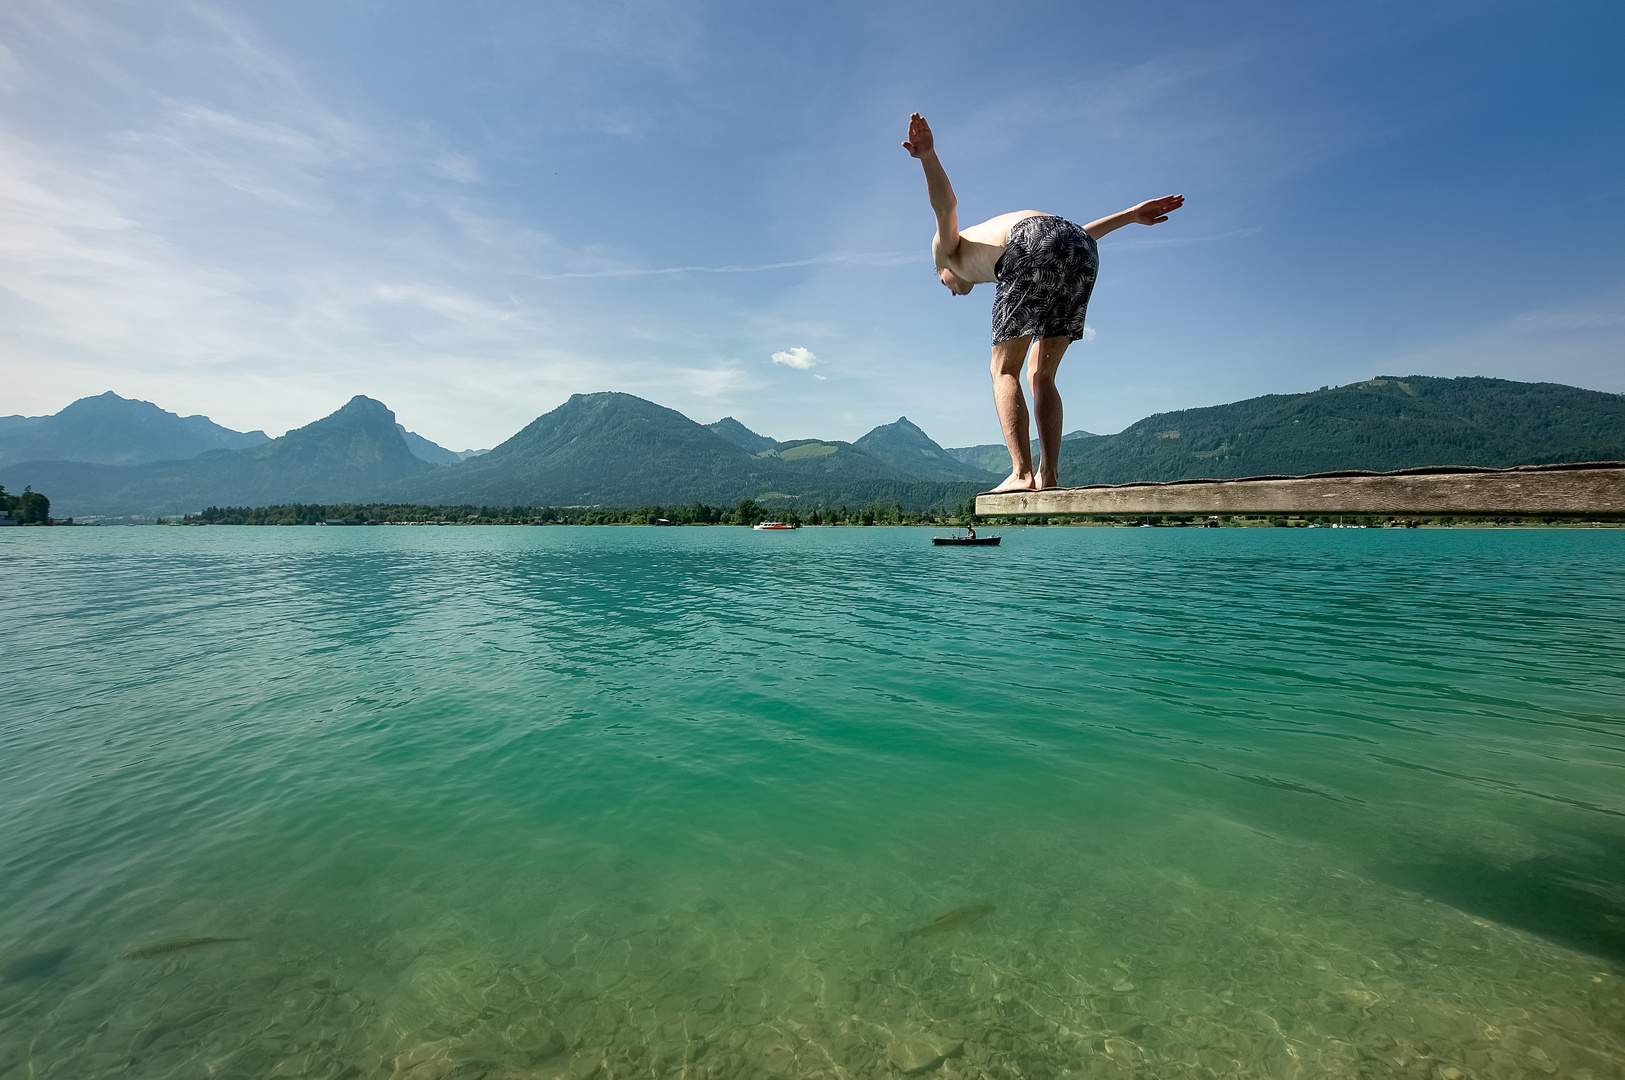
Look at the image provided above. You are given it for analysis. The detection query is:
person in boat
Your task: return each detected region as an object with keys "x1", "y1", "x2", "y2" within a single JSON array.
[
  {"x1": 964, "y1": 523, "x2": 976, "y2": 539},
  {"x1": 903, "y1": 113, "x2": 1184, "y2": 493}
]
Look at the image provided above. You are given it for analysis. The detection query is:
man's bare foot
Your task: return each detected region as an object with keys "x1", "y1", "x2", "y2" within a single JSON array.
[{"x1": 987, "y1": 472, "x2": 1038, "y2": 494}]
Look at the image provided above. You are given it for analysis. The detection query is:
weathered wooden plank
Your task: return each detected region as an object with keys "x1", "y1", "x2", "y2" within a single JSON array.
[{"x1": 975, "y1": 463, "x2": 1625, "y2": 517}]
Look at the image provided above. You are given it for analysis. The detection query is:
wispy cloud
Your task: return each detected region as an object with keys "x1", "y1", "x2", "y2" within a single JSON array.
[
  {"x1": 0, "y1": 3, "x2": 800, "y2": 444},
  {"x1": 1103, "y1": 226, "x2": 1262, "y2": 251},
  {"x1": 1377, "y1": 291, "x2": 1625, "y2": 394},
  {"x1": 676, "y1": 364, "x2": 751, "y2": 398},
  {"x1": 531, "y1": 251, "x2": 915, "y2": 281},
  {"x1": 0, "y1": 38, "x2": 20, "y2": 91},
  {"x1": 426, "y1": 152, "x2": 483, "y2": 184}
]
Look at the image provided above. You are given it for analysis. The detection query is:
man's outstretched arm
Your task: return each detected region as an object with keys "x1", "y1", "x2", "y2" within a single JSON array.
[
  {"x1": 1083, "y1": 194, "x2": 1185, "y2": 241},
  {"x1": 903, "y1": 113, "x2": 960, "y2": 265}
]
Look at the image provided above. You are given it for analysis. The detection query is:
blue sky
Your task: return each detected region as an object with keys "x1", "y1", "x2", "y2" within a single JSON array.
[{"x1": 2, "y1": 1, "x2": 1620, "y2": 450}]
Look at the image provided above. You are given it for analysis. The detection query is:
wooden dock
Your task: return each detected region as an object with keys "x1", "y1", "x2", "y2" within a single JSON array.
[{"x1": 974, "y1": 462, "x2": 1625, "y2": 518}]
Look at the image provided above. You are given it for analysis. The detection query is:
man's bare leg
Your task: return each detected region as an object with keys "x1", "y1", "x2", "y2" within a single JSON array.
[
  {"x1": 989, "y1": 335, "x2": 1038, "y2": 493},
  {"x1": 1027, "y1": 336, "x2": 1071, "y2": 490}
]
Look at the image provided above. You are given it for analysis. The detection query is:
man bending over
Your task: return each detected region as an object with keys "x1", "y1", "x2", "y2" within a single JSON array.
[{"x1": 903, "y1": 112, "x2": 1184, "y2": 493}]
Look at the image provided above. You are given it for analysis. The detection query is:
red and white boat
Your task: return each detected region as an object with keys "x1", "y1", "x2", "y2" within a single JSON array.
[{"x1": 751, "y1": 521, "x2": 796, "y2": 530}]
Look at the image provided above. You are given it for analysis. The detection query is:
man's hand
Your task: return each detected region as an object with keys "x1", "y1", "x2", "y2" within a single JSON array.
[
  {"x1": 1128, "y1": 194, "x2": 1185, "y2": 226},
  {"x1": 902, "y1": 112, "x2": 935, "y2": 158},
  {"x1": 1083, "y1": 194, "x2": 1186, "y2": 240}
]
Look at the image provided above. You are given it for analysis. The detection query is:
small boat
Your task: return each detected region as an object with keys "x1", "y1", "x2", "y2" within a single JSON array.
[
  {"x1": 752, "y1": 521, "x2": 797, "y2": 531},
  {"x1": 932, "y1": 535, "x2": 1001, "y2": 546}
]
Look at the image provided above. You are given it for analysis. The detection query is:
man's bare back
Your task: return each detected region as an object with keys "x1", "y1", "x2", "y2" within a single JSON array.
[
  {"x1": 934, "y1": 210, "x2": 1045, "y2": 286},
  {"x1": 904, "y1": 112, "x2": 1183, "y2": 491}
]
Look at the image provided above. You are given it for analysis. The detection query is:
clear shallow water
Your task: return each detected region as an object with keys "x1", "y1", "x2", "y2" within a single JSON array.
[{"x1": 2, "y1": 525, "x2": 1623, "y2": 1080}]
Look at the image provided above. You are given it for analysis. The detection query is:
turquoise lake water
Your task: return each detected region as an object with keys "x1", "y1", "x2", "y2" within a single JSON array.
[{"x1": 2, "y1": 525, "x2": 1623, "y2": 1080}]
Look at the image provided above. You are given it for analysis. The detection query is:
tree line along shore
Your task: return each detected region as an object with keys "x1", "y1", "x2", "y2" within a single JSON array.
[
  {"x1": 173, "y1": 502, "x2": 1622, "y2": 529},
  {"x1": 9, "y1": 487, "x2": 1618, "y2": 529},
  {"x1": 182, "y1": 500, "x2": 971, "y2": 527}
]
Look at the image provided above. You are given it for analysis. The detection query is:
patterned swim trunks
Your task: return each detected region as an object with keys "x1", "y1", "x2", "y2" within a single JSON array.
[{"x1": 990, "y1": 215, "x2": 1099, "y2": 345}]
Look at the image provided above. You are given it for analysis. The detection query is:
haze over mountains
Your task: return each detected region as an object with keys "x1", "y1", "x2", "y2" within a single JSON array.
[
  {"x1": 947, "y1": 429, "x2": 1097, "y2": 477},
  {"x1": 0, "y1": 391, "x2": 271, "y2": 468},
  {"x1": 3, "y1": 376, "x2": 1621, "y2": 520}
]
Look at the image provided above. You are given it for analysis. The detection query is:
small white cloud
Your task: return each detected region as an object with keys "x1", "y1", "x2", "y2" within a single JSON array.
[
  {"x1": 1079, "y1": 326, "x2": 1097, "y2": 343},
  {"x1": 771, "y1": 346, "x2": 818, "y2": 370},
  {"x1": 814, "y1": 373, "x2": 826, "y2": 381}
]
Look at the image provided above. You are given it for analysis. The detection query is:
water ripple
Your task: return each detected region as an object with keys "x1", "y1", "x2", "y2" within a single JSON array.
[{"x1": 2, "y1": 526, "x2": 1623, "y2": 1077}]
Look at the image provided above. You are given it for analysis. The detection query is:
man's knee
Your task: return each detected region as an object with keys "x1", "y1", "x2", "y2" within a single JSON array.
[
  {"x1": 1030, "y1": 336, "x2": 1070, "y2": 379},
  {"x1": 1027, "y1": 361, "x2": 1060, "y2": 388},
  {"x1": 990, "y1": 336, "x2": 1030, "y2": 377}
]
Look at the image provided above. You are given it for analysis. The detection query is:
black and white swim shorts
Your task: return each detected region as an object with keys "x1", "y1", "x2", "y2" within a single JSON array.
[{"x1": 990, "y1": 215, "x2": 1099, "y2": 345}]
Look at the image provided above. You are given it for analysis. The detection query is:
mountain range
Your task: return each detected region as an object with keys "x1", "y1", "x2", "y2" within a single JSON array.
[
  {"x1": 9, "y1": 397, "x2": 437, "y2": 516},
  {"x1": 1053, "y1": 376, "x2": 1625, "y2": 485},
  {"x1": 0, "y1": 391, "x2": 484, "y2": 469},
  {"x1": 2, "y1": 375, "x2": 1621, "y2": 520},
  {"x1": 0, "y1": 391, "x2": 271, "y2": 468}
]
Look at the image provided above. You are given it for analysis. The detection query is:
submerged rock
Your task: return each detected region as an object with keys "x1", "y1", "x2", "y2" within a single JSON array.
[{"x1": 888, "y1": 1032, "x2": 965, "y2": 1074}]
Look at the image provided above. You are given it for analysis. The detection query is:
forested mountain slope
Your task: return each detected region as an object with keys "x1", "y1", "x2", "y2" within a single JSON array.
[{"x1": 1056, "y1": 376, "x2": 1625, "y2": 485}]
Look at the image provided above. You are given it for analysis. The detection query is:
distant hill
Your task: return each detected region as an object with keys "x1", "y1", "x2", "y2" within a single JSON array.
[
  {"x1": 392, "y1": 393, "x2": 980, "y2": 510},
  {"x1": 1055, "y1": 376, "x2": 1625, "y2": 486},
  {"x1": 2, "y1": 396, "x2": 435, "y2": 517},
  {"x1": 0, "y1": 391, "x2": 269, "y2": 468},
  {"x1": 394, "y1": 425, "x2": 487, "y2": 464},
  {"x1": 756, "y1": 438, "x2": 912, "y2": 484},
  {"x1": 946, "y1": 430, "x2": 1097, "y2": 476},
  {"x1": 706, "y1": 417, "x2": 777, "y2": 454},
  {"x1": 395, "y1": 392, "x2": 773, "y2": 507},
  {"x1": 853, "y1": 417, "x2": 999, "y2": 482},
  {"x1": 747, "y1": 435, "x2": 978, "y2": 507}
]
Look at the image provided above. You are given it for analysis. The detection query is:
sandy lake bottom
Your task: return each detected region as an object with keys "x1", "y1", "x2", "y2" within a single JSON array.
[{"x1": 2, "y1": 526, "x2": 1622, "y2": 1079}]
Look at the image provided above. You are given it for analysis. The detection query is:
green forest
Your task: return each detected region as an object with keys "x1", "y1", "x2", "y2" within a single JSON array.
[
  {"x1": 0, "y1": 484, "x2": 50, "y2": 524},
  {"x1": 182, "y1": 498, "x2": 983, "y2": 527}
]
